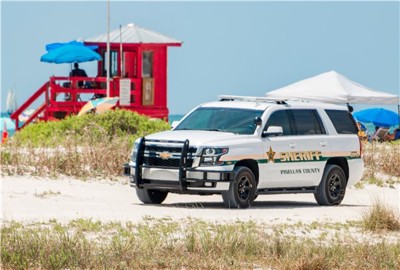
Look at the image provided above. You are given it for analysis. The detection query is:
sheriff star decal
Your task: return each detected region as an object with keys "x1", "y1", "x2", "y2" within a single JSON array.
[{"x1": 266, "y1": 147, "x2": 276, "y2": 163}]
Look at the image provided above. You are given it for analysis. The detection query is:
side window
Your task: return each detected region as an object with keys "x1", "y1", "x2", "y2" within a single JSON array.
[
  {"x1": 264, "y1": 110, "x2": 292, "y2": 135},
  {"x1": 292, "y1": 109, "x2": 326, "y2": 135},
  {"x1": 325, "y1": 110, "x2": 358, "y2": 134}
]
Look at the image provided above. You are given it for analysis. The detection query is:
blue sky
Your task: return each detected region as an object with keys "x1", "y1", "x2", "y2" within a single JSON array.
[{"x1": 1, "y1": 1, "x2": 399, "y2": 114}]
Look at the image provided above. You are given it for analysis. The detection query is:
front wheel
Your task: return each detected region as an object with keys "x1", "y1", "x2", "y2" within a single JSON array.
[
  {"x1": 314, "y1": 164, "x2": 347, "y2": 206},
  {"x1": 222, "y1": 167, "x2": 256, "y2": 209},
  {"x1": 136, "y1": 189, "x2": 168, "y2": 204}
]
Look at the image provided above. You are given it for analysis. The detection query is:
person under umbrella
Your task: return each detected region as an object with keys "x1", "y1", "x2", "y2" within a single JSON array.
[
  {"x1": 70, "y1": 62, "x2": 87, "y2": 88},
  {"x1": 66, "y1": 62, "x2": 88, "y2": 101}
]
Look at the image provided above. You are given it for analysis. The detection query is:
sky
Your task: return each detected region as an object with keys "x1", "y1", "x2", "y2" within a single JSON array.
[{"x1": 1, "y1": 1, "x2": 399, "y2": 115}]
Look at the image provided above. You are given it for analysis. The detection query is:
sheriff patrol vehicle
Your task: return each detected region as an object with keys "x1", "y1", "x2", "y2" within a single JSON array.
[{"x1": 124, "y1": 95, "x2": 364, "y2": 208}]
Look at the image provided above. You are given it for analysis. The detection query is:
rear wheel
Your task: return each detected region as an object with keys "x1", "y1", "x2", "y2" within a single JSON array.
[
  {"x1": 314, "y1": 164, "x2": 347, "y2": 206},
  {"x1": 222, "y1": 167, "x2": 256, "y2": 209},
  {"x1": 136, "y1": 189, "x2": 168, "y2": 204}
]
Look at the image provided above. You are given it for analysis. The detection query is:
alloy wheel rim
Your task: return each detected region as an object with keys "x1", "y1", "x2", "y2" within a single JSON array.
[
  {"x1": 328, "y1": 174, "x2": 341, "y2": 199},
  {"x1": 237, "y1": 175, "x2": 252, "y2": 202}
]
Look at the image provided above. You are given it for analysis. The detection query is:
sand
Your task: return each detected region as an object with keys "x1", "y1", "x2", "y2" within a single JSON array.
[{"x1": 1, "y1": 175, "x2": 399, "y2": 224}]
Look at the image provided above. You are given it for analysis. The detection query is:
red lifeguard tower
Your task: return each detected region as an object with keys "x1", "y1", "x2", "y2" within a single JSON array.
[{"x1": 11, "y1": 23, "x2": 182, "y2": 130}]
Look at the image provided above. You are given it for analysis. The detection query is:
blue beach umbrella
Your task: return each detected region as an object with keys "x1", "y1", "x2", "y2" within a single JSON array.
[
  {"x1": 40, "y1": 44, "x2": 102, "y2": 64},
  {"x1": 45, "y1": 40, "x2": 98, "y2": 51},
  {"x1": 353, "y1": 108, "x2": 400, "y2": 127}
]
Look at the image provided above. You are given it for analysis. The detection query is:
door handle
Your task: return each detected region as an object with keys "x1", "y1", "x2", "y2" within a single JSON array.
[
  {"x1": 320, "y1": 141, "x2": 327, "y2": 147},
  {"x1": 289, "y1": 143, "x2": 296, "y2": 149}
]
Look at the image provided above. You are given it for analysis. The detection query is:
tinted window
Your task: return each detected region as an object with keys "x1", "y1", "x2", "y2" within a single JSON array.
[
  {"x1": 325, "y1": 110, "x2": 358, "y2": 134},
  {"x1": 292, "y1": 109, "x2": 326, "y2": 135},
  {"x1": 264, "y1": 110, "x2": 292, "y2": 135}
]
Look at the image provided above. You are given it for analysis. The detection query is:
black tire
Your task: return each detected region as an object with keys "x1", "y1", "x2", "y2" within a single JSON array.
[
  {"x1": 222, "y1": 166, "x2": 257, "y2": 209},
  {"x1": 136, "y1": 189, "x2": 168, "y2": 204},
  {"x1": 314, "y1": 164, "x2": 347, "y2": 206}
]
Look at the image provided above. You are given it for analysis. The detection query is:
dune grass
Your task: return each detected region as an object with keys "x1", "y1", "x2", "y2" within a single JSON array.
[
  {"x1": 361, "y1": 198, "x2": 400, "y2": 232},
  {"x1": 361, "y1": 141, "x2": 400, "y2": 181},
  {"x1": 0, "y1": 110, "x2": 170, "y2": 179},
  {"x1": 1, "y1": 218, "x2": 400, "y2": 270}
]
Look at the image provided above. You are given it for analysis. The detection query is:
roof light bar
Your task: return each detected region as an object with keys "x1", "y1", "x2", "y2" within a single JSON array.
[{"x1": 219, "y1": 95, "x2": 288, "y2": 104}]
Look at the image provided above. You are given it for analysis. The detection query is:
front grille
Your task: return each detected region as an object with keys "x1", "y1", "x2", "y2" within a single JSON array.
[
  {"x1": 143, "y1": 144, "x2": 197, "y2": 168},
  {"x1": 144, "y1": 157, "x2": 193, "y2": 167}
]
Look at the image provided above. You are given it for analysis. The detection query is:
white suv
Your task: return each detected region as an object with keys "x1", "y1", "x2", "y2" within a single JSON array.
[{"x1": 124, "y1": 96, "x2": 364, "y2": 208}]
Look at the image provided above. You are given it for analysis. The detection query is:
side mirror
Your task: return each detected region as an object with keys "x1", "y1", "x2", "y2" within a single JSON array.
[
  {"x1": 171, "y1": 121, "x2": 180, "y2": 129},
  {"x1": 262, "y1": 126, "x2": 283, "y2": 137},
  {"x1": 254, "y1": 117, "x2": 262, "y2": 126}
]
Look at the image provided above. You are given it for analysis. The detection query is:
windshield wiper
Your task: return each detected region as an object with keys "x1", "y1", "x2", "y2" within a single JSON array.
[
  {"x1": 202, "y1": 128, "x2": 222, "y2": 132},
  {"x1": 204, "y1": 128, "x2": 235, "y2": 133}
]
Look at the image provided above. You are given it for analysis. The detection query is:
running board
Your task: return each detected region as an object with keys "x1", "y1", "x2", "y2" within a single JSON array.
[{"x1": 257, "y1": 186, "x2": 317, "y2": 195}]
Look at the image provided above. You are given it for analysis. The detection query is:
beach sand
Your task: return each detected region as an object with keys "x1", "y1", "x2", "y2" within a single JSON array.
[{"x1": 2, "y1": 176, "x2": 399, "y2": 225}]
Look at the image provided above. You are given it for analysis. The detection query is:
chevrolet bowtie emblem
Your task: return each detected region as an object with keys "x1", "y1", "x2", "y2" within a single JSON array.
[{"x1": 160, "y1": 152, "x2": 172, "y2": 160}]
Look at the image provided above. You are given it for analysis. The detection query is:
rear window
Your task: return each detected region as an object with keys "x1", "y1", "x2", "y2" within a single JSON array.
[{"x1": 325, "y1": 110, "x2": 358, "y2": 134}]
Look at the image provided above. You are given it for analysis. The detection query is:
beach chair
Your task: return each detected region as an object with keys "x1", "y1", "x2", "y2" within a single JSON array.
[
  {"x1": 371, "y1": 127, "x2": 389, "y2": 142},
  {"x1": 383, "y1": 129, "x2": 400, "y2": 141}
]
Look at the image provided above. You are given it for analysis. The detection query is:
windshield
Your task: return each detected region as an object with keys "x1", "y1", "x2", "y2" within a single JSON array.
[{"x1": 175, "y1": 107, "x2": 264, "y2": 135}]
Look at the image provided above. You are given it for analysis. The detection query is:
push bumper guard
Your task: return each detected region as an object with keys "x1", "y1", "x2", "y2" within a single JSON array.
[{"x1": 123, "y1": 137, "x2": 235, "y2": 191}]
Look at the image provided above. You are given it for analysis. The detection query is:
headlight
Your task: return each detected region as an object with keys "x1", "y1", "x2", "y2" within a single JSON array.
[
  {"x1": 200, "y1": 147, "x2": 229, "y2": 166},
  {"x1": 131, "y1": 141, "x2": 140, "y2": 162}
]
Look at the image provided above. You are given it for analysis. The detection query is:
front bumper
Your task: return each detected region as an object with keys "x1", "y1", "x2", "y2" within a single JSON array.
[
  {"x1": 123, "y1": 163, "x2": 235, "y2": 193},
  {"x1": 123, "y1": 137, "x2": 236, "y2": 193}
]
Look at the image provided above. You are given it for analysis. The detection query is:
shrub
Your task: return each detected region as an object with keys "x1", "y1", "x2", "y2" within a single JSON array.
[
  {"x1": 1, "y1": 110, "x2": 170, "y2": 178},
  {"x1": 12, "y1": 109, "x2": 170, "y2": 146}
]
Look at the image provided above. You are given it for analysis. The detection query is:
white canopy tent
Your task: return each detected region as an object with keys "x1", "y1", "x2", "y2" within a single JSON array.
[{"x1": 265, "y1": 71, "x2": 399, "y2": 104}]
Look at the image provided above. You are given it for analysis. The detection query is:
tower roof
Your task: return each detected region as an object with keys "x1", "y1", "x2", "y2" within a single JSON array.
[{"x1": 85, "y1": 23, "x2": 182, "y2": 45}]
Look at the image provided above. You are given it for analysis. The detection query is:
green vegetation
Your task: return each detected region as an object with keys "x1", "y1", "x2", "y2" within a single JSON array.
[
  {"x1": 1, "y1": 218, "x2": 399, "y2": 270},
  {"x1": 13, "y1": 109, "x2": 170, "y2": 146},
  {"x1": 0, "y1": 110, "x2": 170, "y2": 178}
]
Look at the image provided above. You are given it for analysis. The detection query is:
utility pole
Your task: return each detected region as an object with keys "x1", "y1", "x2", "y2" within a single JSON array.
[{"x1": 106, "y1": 0, "x2": 110, "y2": 97}]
